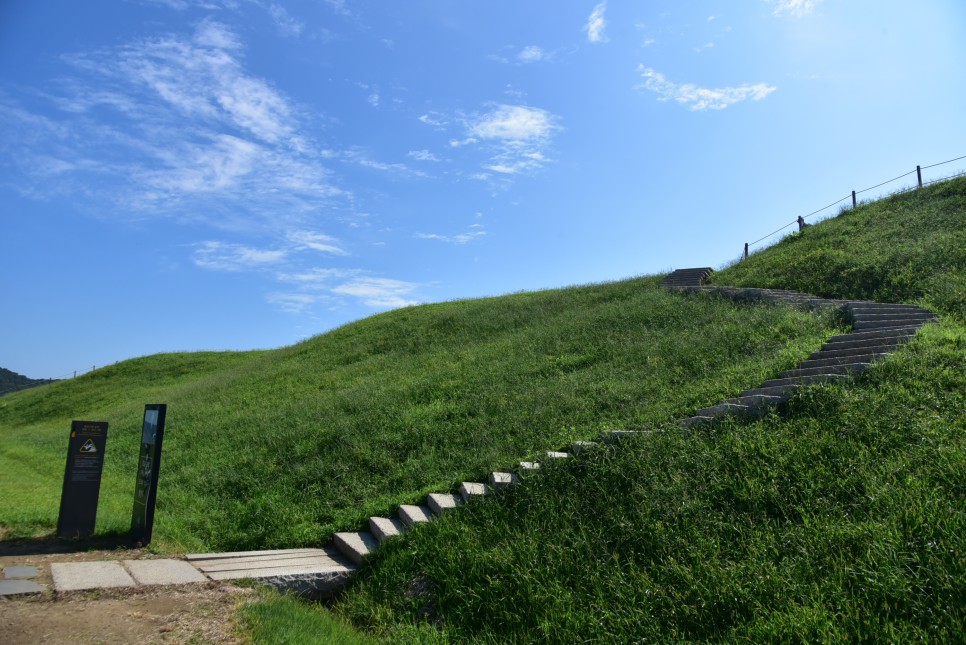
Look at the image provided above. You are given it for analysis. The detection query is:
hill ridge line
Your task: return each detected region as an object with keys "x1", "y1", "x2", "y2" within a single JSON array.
[{"x1": 21, "y1": 268, "x2": 939, "y2": 598}]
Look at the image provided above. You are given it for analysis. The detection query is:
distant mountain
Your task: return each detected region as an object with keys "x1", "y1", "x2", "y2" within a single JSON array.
[{"x1": 0, "y1": 368, "x2": 58, "y2": 396}]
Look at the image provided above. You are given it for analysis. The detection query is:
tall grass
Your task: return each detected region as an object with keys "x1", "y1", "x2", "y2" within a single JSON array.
[
  {"x1": 0, "y1": 277, "x2": 840, "y2": 551},
  {"x1": 330, "y1": 321, "x2": 966, "y2": 642},
  {"x1": 714, "y1": 176, "x2": 966, "y2": 319}
]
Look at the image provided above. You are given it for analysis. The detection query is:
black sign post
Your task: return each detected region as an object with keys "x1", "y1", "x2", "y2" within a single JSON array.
[
  {"x1": 130, "y1": 404, "x2": 167, "y2": 545},
  {"x1": 57, "y1": 421, "x2": 109, "y2": 538}
]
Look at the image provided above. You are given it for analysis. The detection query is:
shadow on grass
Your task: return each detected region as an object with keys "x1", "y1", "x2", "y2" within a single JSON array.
[{"x1": 0, "y1": 530, "x2": 137, "y2": 556}]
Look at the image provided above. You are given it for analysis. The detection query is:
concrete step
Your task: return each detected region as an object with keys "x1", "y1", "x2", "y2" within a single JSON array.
[
  {"x1": 760, "y1": 374, "x2": 851, "y2": 388},
  {"x1": 519, "y1": 461, "x2": 541, "y2": 472},
  {"x1": 546, "y1": 451, "x2": 570, "y2": 459},
  {"x1": 816, "y1": 337, "x2": 908, "y2": 355},
  {"x1": 369, "y1": 516, "x2": 407, "y2": 544},
  {"x1": 826, "y1": 326, "x2": 922, "y2": 343},
  {"x1": 781, "y1": 363, "x2": 870, "y2": 378},
  {"x1": 185, "y1": 548, "x2": 354, "y2": 596},
  {"x1": 333, "y1": 532, "x2": 378, "y2": 566},
  {"x1": 601, "y1": 429, "x2": 649, "y2": 443},
  {"x1": 679, "y1": 416, "x2": 716, "y2": 427},
  {"x1": 427, "y1": 492, "x2": 463, "y2": 516},
  {"x1": 721, "y1": 394, "x2": 788, "y2": 407},
  {"x1": 488, "y1": 471, "x2": 521, "y2": 489},
  {"x1": 847, "y1": 304, "x2": 929, "y2": 313},
  {"x1": 797, "y1": 354, "x2": 881, "y2": 369},
  {"x1": 572, "y1": 440, "x2": 600, "y2": 453},
  {"x1": 398, "y1": 504, "x2": 434, "y2": 529},
  {"x1": 852, "y1": 319, "x2": 932, "y2": 331},
  {"x1": 459, "y1": 481, "x2": 491, "y2": 501},
  {"x1": 694, "y1": 403, "x2": 753, "y2": 418},
  {"x1": 739, "y1": 384, "x2": 801, "y2": 398},
  {"x1": 851, "y1": 311, "x2": 936, "y2": 320}
]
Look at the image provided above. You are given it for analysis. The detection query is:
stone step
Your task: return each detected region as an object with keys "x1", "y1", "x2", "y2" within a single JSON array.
[
  {"x1": 679, "y1": 416, "x2": 716, "y2": 427},
  {"x1": 812, "y1": 346, "x2": 895, "y2": 360},
  {"x1": 398, "y1": 504, "x2": 434, "y2": 529},
  {"x1": 781, "y1": 363, "x2": 870, "y2": 378},
  {"x1": 488, "y1": 471, "x2": 521, "y2": 489},
  {"x1": 459, "y1": 481, "x2": 491, "y2": 501},
  {"x1": 186, "y1": 548, "x2": 354, "y2": 596},
  {"x1": 694, "y1": 403, "x2": 752, "y2": 418},
  {"x1": 739, "y1": 384, "x2": 801, "y2": 398},
  {"x1": 519, "y1": 461, "x2": 541, "y2": 472},
  {"x1": 572, "y1": 440, "x2": 600, "y2": 453},
  {"x1": 721, "y1": 394, "x2": 789, "y2": 407},
  {"x1": 427, "y1": 492, "x2": 463, "y2": 515},
  {"x1": 826, "y1": 326, "x2": 922, "y2": 343},
  {"x1": 601, "y1": 429, "x2": 648, "y2": 443},
  {"x1": 847, "y1": 303, "x2": 929, "y2": 313},
  {"x1": 369, "y1": 516, "x2": 407, "y2": 544},
  {"x1": 760, "y1": 374, "x2": 851, "y2": 389},
  {"x1": 797, "y1": 354, "x2": 881, "y2": 369},
  {"x1": 546, "y1": 451, "x2": 570, "y2": 459},
  {"x1": 332, "y1": 532, "x2": 378, "y2": 566},
  {"x1": 852, "y1": 319, "x2": 932, "y2": 331},
  {"x1": 850, "y1": 310, "x2": 936, "y2": 320},
  {"x1": 818, "y1": 335, "x2": 910, "y2": 353}
]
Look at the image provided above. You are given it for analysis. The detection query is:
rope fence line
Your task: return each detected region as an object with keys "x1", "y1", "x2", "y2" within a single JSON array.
[{"x1": 742, "y1": 154, "x2": 966, "y2": 259}]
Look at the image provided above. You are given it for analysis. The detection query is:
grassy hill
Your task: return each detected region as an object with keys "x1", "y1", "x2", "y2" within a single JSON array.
[
  {"x1": 2, "y1": 177, "x2": 964, "y2": 641},
  {"x1": 1, "y1": 278, "x2": 838, "y2": 550}
]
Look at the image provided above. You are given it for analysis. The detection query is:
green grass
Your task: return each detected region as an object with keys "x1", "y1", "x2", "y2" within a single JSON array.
[
  {"x1": 3, "y1": 176, "x2": 964, "y2": 641},
  {"x1": 330, "y1": 318, "x2": 966, "y2": 643},
  {"x1": 713, "y1": 176, "x2": 966, "y2": 319},
  {"x1": 0, "y1": 277, "x2": 841, "y2": 551},
  {"x1": 236, "y1": 589, "x2": 375, "y2": 645}
]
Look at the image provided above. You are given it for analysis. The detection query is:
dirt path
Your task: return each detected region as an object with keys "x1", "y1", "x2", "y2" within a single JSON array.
[{"x1": 1, "y1": 546, "x2": 253, "y2": 644}]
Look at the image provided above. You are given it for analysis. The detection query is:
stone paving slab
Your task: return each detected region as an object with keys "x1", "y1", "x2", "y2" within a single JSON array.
[
  {"x1": 0, "y1": 579, "x2": 45, "y2": 596},
  {"x1": 123, "y1": 559, "x2": 208, "y2": 586},
  {"x1": 3, "y1": 566, "x2": 39, "y2": 579},
  {"x1": 50, "y1": 561, "x2": 137, "y2": 592}
]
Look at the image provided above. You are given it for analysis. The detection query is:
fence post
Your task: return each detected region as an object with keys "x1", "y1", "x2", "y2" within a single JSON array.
[
  {"x1": 743, "y1": 242, "x2": 749, "y2": 260},
  {"x1": 852, "y1": 191, "x2": 857, "y2": 208},
  {"x1": 917, "y1": 165, "x2": 923, "y2": 189}
]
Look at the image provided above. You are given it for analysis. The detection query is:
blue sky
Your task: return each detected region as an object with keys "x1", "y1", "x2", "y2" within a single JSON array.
[{"x1": 2, "y1": 1, "x2": 964, "y2": 379}]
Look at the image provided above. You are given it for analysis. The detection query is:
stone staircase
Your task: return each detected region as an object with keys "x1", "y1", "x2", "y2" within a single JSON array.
[{"x1": 177, "y1": 269, "x2": 939, "y2": 597}]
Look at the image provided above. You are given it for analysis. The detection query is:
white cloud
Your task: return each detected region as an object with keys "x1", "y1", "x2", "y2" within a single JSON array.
[
  {"x1": 518, "y1": 46, "x2": 547, "y2": 63},
  {"x1": 193, "y1": 241, "x2": 288, "y2": 271},
  {"x1": 331, "y1": 277, "x2": 420, "y2": 308},
  {"x1": 367, "y1": 93, "x2": 380, "y2": 107},
  {"x1": 416, "y1": 225, "x2": 486, "y2": 245},
  {"x1": 408, "y1": 149, "x2": 440, "y2": 162},
  {"x1": 288, "y1": 231, "x2": 348, "y2": 255},
  {"x1": 637, "y1": 66, "x2": 776, "y2": 111},
  {"x1": 268, "y1": 4, "x2": 304, "y2": 38},
  {"x1": 418, "y1": 112, "x2": 447, "y2": 127},
  {"x1": 770, "y1": 0, "x2": 819, "y2": 17},
  {"x1": 586, "y1": 3, "x2": 608, "y2": 43},
  {"x1": 4, "y1": 19, "x2": 343, "y2": 230},
  {"x1": 469, "y1": 105, "x2": 556, "y2": 141}
]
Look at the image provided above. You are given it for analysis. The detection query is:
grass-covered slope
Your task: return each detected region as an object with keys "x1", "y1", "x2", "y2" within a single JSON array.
[
  {"x1": 713, "y1": 176, "x2": 966, "y2": 319},
  {"x1": 333, "y1": 323, "x2": 965, "y2": 643},
  {"x1": 0, "y1": 277, "x2": 840, "y2": 550},
  {"x1": 314, "y1": 177, "x2": 966, "y2": 642}
]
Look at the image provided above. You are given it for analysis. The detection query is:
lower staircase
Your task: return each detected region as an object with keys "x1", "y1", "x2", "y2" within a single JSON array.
[{"x1": 188, "y1": 267, "x2": 938, "y2": 597}]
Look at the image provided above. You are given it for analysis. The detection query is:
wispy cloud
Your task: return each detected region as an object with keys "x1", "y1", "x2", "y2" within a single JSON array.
[
  {"x1": 416, "y1": 224, "x2": 486, "y2": 245},
  {"x1": 462, "y1": 104, "x2": 559, "y2": 176},
  {"x1": 408, "y1": 149, "x2": 440, "y2": 162},
  {"x1": 518, "y1": 46, "x2": 548, "y2": 63},
  {"x1": 268, "y1": 4, "x2": 305, "y2": 38},
  {"x1": 331, "y1": 277, "x2": 420, "y2": 308},
  {"x1": 193, "y1": 241, "x2": 289, "y2": 271},
  {"x1": 586, "y1": 3, "x2": 608, "y2": 43},
  {"x1": 3, "y1": 19, "x2": 342, "y2": 231},
  {"x1": 637, "y1": 66, "x2": 776, "y2": 111},
  {"x1": 770, "y1": 0, "x2": 819, "y2": 17}
]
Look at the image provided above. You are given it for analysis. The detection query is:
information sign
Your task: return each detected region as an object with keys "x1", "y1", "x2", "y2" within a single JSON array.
[
  {"x1": 57, "y1": 421, "x2": 109, "y2": 538},
  {"x1": 130, "y1": 404, "x2": 167, "y2": 545}
]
